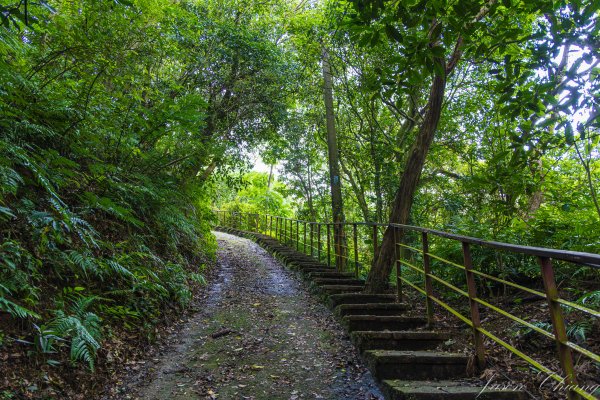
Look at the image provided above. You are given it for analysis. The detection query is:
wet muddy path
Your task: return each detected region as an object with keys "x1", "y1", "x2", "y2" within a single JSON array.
[{"x1": 109, "y1": 231, "x2": 382, "y2": 400}]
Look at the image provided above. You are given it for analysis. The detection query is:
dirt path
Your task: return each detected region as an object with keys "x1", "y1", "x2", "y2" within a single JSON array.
[{"x1": 111, "y1": 231, "x2": 382, "y2": 400}]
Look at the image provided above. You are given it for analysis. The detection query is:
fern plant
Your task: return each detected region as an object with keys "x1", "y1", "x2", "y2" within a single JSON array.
[
  {"x1": 578, "y1": 290, "x2": 600, "y2": 309},
  {"x1": 566, "y1": 319, "x2": 594, "y2": 343},
  {"x1": 0, "y1": 284, "x2": 40, "y2": 319},
  {"x1": 48, "y1": 296, "x2": 102, "y2": 371}
]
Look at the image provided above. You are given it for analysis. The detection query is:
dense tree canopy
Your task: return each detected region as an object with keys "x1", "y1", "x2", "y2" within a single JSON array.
[{"x1": 0, "y1": 0, "x2": 598, "y2": 397}]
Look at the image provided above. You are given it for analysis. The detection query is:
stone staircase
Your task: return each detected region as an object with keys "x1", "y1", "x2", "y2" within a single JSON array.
[{"x1": 217, "y1": 228, "x2": 527, "y2": 400}]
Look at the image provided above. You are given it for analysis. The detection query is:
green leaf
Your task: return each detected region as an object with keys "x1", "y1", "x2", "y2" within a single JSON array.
[
  {"x1": 564, "y1": 123, "x2": 574, "y2": 145},
  {"x1": 384, "y1": 24, "x2": 403, "y2": 42}
]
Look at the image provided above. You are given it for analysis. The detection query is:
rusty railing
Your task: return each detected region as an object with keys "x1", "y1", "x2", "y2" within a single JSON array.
[{"x1": 215, "y1": 210, "x2": 600, "y2": 400}]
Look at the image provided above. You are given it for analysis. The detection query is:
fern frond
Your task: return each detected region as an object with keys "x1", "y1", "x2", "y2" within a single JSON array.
[
  {"x1": 0, "y1": 296, "x2": 40, "y2": 319},
  {"x1": 104, "y1": 259, "x2": 134, "y2": 279},
  {"x1": 66, "y1": 250, "x2": 101, "y2": 278},
  {"x1": 49, "y1": 298, "x2": 102, "y2": 371}
]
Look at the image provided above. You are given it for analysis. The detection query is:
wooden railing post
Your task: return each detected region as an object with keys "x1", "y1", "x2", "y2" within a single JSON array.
[
  {"x1": 422, "y1": 232, "x2": 434, "y2": 327},
  {"x1": 462, "y1": 242, "x2": 486, "y2": 369},
  {"x1": 539, "y1": 256, "x2": 578, "y2": 400}
]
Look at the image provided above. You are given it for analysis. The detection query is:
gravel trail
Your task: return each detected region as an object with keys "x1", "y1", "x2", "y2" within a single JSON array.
[{"x1": 113, "y1": 231, "x2": 382, "y2": 400}]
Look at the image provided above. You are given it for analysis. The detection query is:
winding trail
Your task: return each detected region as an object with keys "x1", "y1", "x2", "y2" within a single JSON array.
[{"x1": 119, "y1": 231, "x2": 382, "y2": 399}]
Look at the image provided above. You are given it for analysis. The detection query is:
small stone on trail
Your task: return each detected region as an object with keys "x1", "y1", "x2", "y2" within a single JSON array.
[{"x1": 210, "y1": 328, "x2": 234, "y2": 339}]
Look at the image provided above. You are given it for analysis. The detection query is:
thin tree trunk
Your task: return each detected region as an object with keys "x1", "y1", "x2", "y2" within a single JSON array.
[
  {"x1": 364, "y1": 64, "x2": 447, "y2": 293},
  {"x1": 370, "y1": 128, "x2": 383, "y2": 223},
  {"x1": 340, "y1": 158, "x2": 371, "y2": 222},
  {"x1": 307, "y1": 162, "x2": 316, "y2": 221},
  {"x1": 199, "y1": 160, "x2": 217, "y2": 182},
  {"x1": 322, "y1": 47, "x2": 346, "y2": 269},
  {"x1": 575, "y1": 141, "x2": 600, "y2": 220},
  {"x1": 267, "y1": 164, "x2": 274, "y2": 189}
]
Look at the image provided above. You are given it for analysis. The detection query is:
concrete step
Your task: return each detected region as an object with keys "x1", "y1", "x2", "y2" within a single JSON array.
[
  {"x1": 312, "y1": 278, "x2": 364, "y2": 286},
  {"x1": 328, "y1": 293, "x2": 397, "y2": 309},
  {"x1": 335, "y1": 303, "x2": 410, "y2": 317},
  {"x1": 343, "y1": 315, "x2": 426, "y2": 332},
  {"x1": 382, "y1": 380, "x2": 528, "y2": 400},
  {"x1": 351, "y1": 331, "x2": 449, "y2": 351},
  {"x1": 320, "y1": 284, "x2": 364, "y2": 295},
  {"x1": 282, "y1": 256, "x2": 315, "y2": 263},
  {"x1": 307, "y1": 271, "x2": 355, "y2": 279},
  {"x1": 298, "y1": 268, "x2": 337, "y2": 275},
  {"x1": 364, "y1": 350, "x2": 469, "y2": 381},
  {"x1": 289, "y1": 262, "x2": 329, "y2": 270}
]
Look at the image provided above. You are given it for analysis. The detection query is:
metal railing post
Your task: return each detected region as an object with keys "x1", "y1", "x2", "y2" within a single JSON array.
[
  {"x1": 303, "y1": 222, "x2": 307, "y2": 254},
  {"x1": 422, "y1": 232, "x2": 434, "y2": 327},
  {"x1": 310, "y1": 223, "x2": 314, "y2": 257},
  {"x1": 317, "y1": 224, "x2": 321, "y2": 262},
  {"x1": 372, "y1": 224, "x2": 379, "y2": 259},
  {"x1": 296, "y1": 220, "x2": 300, "y2": 251},
  {"x1": 353, "y1": 223, "x2": 358, "y2": 278},
  {"x1": 327, "y1": 223, "x2": 331, "y2": 267},
  {"x1": 394, "y1": 227, "x2": 402, "y2": 302},
  {"x1": 539, "y1": 256, "x2": 578, "y2": 399},
  {"x1": 462, "y1": 242, "x2": 486, "y2": 369}
]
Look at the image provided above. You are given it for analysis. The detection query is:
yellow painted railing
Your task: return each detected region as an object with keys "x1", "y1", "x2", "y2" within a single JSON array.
[{"x1": 215, "y1": 210, "x2": 600, "y2": 400}]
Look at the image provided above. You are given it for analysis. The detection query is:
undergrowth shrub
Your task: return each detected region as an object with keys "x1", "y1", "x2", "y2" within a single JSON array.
[{"x1": 0, "y1": 17, "x2": 217, "y2": 372}]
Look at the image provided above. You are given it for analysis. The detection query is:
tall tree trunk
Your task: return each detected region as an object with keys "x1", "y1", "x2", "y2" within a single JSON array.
[
  {"x1": 364, "y1": 65, "x2": 447, "y2": 293},
  {"x1": 370, "y1": 129, "x2": 383, "y2": 223},
  {"x1": 267, "y1": 164, "x2": 274, "y2": 189},
  {"x1": 322, "y1": 47, "x2": 346, "y2": 269},
  {"x1": 340, "y1": 157, "x2": 371, "y2": 222},
  {"x1": 307, "y1": 162, "x2": 316, "y2": 221}
]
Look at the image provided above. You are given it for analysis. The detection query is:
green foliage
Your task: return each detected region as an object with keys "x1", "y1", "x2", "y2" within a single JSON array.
[
  {"x1": 48, "y1": 296, "x2": 102, "y2": 371},
  {"x1": 218, "y1": 172, "x2": 294, "y2": 217},
  {"x1": 578, "y1": 291, "x2": 600, "y2": 309},
  {"x1": 0, "y1": 0, "x2": 598, "y2": 388},
  {"x1": 0, "y1": 0, "x2": 295, "y2": 373}
]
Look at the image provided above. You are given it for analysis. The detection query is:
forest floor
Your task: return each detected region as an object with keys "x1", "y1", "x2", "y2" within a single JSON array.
[{"x1": 102, "y1": 231, "x2": 383, "y2": 400}]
